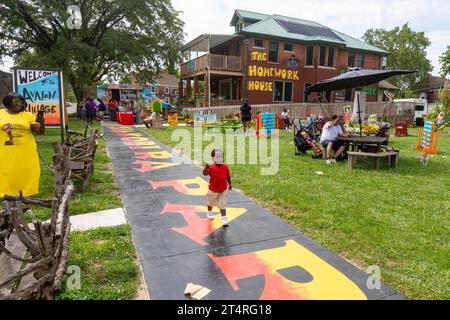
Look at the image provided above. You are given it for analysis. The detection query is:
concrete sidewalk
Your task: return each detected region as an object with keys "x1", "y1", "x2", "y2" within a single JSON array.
[
  {"x1": 69, "y1": 208, "x2": 127, "y2": 231},
  {"x1": 103, "y1": 124, "x2": 403, "y2": 300}
]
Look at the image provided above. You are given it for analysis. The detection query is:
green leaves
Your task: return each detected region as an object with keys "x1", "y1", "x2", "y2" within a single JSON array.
[
  {"x1": 439, "y1": 45, "x2": 450, "y2": 79},
  {"x1": 363, "y1": 23, "x2": 433, "y2": 96},
  {"x1": 0, "y1": 0, "x2": 185, "y2": 101}
]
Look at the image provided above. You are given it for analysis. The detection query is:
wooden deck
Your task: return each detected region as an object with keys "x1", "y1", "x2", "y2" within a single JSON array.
[{"x1": 181, "y1": 54, "x2": 243, "y2": 78}]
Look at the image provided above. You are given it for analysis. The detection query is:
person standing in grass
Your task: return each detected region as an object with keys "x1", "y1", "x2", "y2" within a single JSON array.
[
  {"x1": 87, "y1": 98, "x2": 96, "y2": 124},
  {"x1": 240, "y1": 98, "x2": 252, "y2": 137},
  {"x1": 281, "y1": 108, "x2": 291, "y2": 131},
  {"x1": 203, "y1": 149, "x2": 232, "y2": 227},
  {"x1": 108, "y1": 99, "x2": 117, "y2": 121},
  {"x1": 134, "y1": 99, "x2": 144, "y2": 125},
  {"x1": 0, "y1": 93, "x2": 45, "y2": 198}
]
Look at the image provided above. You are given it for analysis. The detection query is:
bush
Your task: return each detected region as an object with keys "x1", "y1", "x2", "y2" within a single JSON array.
[{"x1": 428, "y1": 81, "x2": 449, "y2": 121}]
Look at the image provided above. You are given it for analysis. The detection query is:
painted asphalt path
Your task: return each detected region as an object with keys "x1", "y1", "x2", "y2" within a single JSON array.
[{"x1": 103, "y1": 124, "x2": 402, "y2": 300}]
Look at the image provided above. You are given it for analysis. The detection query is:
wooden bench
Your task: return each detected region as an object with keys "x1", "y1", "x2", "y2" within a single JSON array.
[
  {"x1": 0, "y1": 145, "x2": 74, "y2": 300},
  {"x1": 69, "y1": 129, "x2": 99, "y2": 192},
  {"x1": 347, "y1": 151, "x2": 399, "y2": 170},
  {"x1": 66, "y1": 123, "x2": 103, "y2": 146}
]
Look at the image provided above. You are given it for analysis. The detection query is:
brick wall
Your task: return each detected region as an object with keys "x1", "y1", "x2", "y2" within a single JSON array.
[{"x1": 223, "y1": 37, "x2": 384, "y2": 104}]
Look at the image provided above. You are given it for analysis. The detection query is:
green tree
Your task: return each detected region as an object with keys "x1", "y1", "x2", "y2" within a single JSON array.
[
  {"x1": 427, "y1": 81, "x2": 449, "y2": 121},
  {"x1": 0, "y1": 0, "x2": 184, "y2": 102},
  {"x1": 439, "y1": 45, "x2": 450, "y2": 79},
  {"x1": 363, "y1": 23, "x2": 433, "y2": 96}
]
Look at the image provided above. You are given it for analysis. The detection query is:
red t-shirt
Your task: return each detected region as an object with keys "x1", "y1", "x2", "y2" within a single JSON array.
[
  {"x1": 108, "y1": 102, "x2": 116, "y2": 110},
  {"x1": 207, "y1": 164, "x2": 230, "y2": 193}
]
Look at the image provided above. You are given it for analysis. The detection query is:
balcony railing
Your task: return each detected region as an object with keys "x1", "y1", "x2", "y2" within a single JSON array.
[{"x1": 181, "y1": 54, "x2": 242, "y2": 77}]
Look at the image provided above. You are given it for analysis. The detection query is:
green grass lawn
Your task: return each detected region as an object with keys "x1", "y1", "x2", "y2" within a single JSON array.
[
  {"x1": 148, "y1": 125, "x2": 450, "y2": 300},
  {"x1": 31, "y1": 118, "x2": 139, "y2": 300},
  {"x1": 33, "y1": 117, "x2": 122, "y2": 220},
  {"x1": 57, "y1": 225, "x2": 140, "y2": 300}
]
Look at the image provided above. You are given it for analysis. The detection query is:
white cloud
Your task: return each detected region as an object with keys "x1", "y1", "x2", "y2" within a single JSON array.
[{"x1": 172, "y1": 0, "x2": 450, "y2": 76}]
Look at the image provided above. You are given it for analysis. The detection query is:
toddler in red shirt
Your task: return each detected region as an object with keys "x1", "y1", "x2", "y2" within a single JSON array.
[{"x1": 203, "y1": 149, "x2": 232, "y2": 227}]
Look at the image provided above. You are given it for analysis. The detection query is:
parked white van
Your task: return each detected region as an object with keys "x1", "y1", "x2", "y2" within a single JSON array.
[{"x1": 394, "y1": 99, "x2": 429, "y2": 126}]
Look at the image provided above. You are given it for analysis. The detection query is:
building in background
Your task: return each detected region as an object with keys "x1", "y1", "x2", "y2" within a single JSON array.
[
  {"x1": 378, "y1": 80, "x2": 399, "y2": 102},
  {"x1": 179, "y1": 9, "x2": 388, "y2": 107},
  {"x1": 418, "y1": 75, "x2": 450, "y2": 103},
  {"x1": 151, "y1": 73, "x2": 179, "y2": 104},
  {"x1": 0, "y1": 71, "x2": 13, "y2": 104}
]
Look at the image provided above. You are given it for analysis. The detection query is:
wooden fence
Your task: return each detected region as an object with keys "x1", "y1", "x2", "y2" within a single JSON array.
[
  {"x1": 184, "y1": 102, "x2": 416, "y2": 122},
  {"x1": 0, "y1": 78, "x2": 13, "y2": 104}
]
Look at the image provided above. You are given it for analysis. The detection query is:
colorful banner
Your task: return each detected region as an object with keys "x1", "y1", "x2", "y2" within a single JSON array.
[{"x1": 13, "y1": 67, "x2": 66, "y2": 128}]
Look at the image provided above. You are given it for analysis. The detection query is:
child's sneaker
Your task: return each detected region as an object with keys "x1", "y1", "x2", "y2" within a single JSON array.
[
  {"x1": 326, "y1": 159, "x2": 333, "y2": 165},
  {"x1": 331, "y1": 158, "x2": 337, "y2": 164},
  {"x1": 222, "y1": 216, "x2": 229, "y2": 227},
  {"x1": 207, "y1": 212, "x2": 214, "y2": 220}
]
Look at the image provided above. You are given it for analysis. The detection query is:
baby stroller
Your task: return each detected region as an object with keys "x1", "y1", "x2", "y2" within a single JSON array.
[{"x1": 293, "y1": 120, "x2": 324, "y2": 158}]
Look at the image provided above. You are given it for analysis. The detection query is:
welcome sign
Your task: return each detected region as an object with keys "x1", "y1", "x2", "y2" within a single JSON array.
[{"x1": 13, "y1": 67, "x2": 66, "y2": 127}]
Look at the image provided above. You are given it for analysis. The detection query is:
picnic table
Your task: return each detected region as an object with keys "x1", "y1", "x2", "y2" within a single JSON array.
[
  {"x1": 338, "y1": 135, "x2": 398, "y2": 170},
  {"x1": 338, "y1": 135, "x2": 388, "y2": 152},
  {"x1": 205, "y1": 119, "x2": 243, "y2": 133}
]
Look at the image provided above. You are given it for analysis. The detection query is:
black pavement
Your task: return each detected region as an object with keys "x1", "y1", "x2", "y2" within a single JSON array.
[{"x1": 103, "y1": 123, "x2": 403, "y2": 300}]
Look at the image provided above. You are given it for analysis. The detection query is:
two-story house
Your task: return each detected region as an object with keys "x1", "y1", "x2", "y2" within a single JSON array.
[{"x1": 179, "y1": 9, "x2": 388, "y2": 106}]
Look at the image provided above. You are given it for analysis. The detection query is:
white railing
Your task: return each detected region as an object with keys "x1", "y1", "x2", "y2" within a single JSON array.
[{"x1": 183, "y1": 102, "x2": 416, "y2": 120}]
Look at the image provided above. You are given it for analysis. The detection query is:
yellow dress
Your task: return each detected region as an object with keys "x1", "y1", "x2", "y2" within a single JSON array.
[{"x1": 0, "y1": 109, "x2": 41, "y2": 198}]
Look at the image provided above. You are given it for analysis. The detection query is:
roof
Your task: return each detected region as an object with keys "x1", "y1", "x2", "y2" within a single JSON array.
[
  {"x1": 378, "y1": 80, "x2": 399, "y2": 90},
  {"x1": 427, "y1": 75, "x2": 447, "y2": 89},
  {"x1": 181, "y1": 34, "x2": 242, "y2": 52},
  {"x1": 231, "y1": 9, "x2": 388, "y2": 55},
  {"x1": 154, "y1": 73, "x2": 179, "y2": 87},
  {"x1": 230, "y1": 9, "x2": 270, "y2": 26}
]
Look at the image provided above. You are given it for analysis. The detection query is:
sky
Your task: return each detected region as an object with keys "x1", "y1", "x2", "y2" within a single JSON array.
[{"x1": 1, "y1": 0, "x2": 449, "y2": 76}]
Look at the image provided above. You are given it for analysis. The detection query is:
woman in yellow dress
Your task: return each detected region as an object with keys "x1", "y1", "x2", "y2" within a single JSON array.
[{"x1": 0, "y1": 93, "x2": 45, "y2": 198}]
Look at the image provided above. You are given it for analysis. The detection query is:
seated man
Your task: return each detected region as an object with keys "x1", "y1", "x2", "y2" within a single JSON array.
[{"x1": 320, "y1": 115, "x2": 347, "y2": 164}]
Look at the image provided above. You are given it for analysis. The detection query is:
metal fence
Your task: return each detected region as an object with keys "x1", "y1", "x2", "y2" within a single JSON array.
[{"x1": 183, "y1": 102, "x2": 416, "y2": 121}]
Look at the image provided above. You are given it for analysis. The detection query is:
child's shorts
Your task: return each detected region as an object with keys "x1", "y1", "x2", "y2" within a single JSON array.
[{"x1": 207, "y1": 190, "x2": 228, "y2": 210}]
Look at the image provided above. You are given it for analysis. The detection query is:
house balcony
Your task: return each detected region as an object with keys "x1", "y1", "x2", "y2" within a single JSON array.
[{"x1": 180, "y1": 54, "x2": 243, "y2": 79}]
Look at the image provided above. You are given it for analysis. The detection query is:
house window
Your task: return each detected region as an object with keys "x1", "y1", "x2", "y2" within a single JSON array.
[
  {"x1": 328, "y1": 47, "x2": 335, "y2": 67},
  {"x1": 348, "y1": 52, "x2": 355, "y2": 67},
  {"x1": 348, "y1": 52, "x2": 365, "y2": 68},
  {"x1": 269, "y1": 41, "x2": 279, "y2": 63},
  {"x1": 284, "y1": 42, "x2": 293, "y2": 52},
  {"x1": 345, "y1": 88, "x2": 353, "y2": 101},
  {"x1": 274, "y1": 81, "x2": 293, "y2": 102},
  {"x1": 164, "y1": 87, "x2": 170, "y2": 95},
  {"x1": 356, "y1": 54, "x2": 365, "y2": 68},
  {"x1": 319, "y1": 46, "x2": 327, "y2": 66},
  {"x1": 304, "y1": 83, "x2": 312, "y2": 102},
  {"x1": 254, "y1": 38, "x2": 264, "y2": 48},
  {"x1": 306, "y1": 46, "x2": 314, "y2": 66},
  {"x1": 284, "y1": 82, "x2": 293, "y2": 101}
]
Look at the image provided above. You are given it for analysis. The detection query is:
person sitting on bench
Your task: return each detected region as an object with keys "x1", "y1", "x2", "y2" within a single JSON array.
[{"x1": 320, "y1": 115, "x2": 348, "y2": 165}]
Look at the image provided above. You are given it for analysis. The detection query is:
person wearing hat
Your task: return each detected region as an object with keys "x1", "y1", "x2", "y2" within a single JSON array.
[{"x1": 0, "y1": 93, "x2": 45, "y2": 198}]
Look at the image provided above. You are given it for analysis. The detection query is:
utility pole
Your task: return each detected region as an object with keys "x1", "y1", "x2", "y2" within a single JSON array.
[{"x1": 243, "y1": 38, "x2": 250, "y2": 100}]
